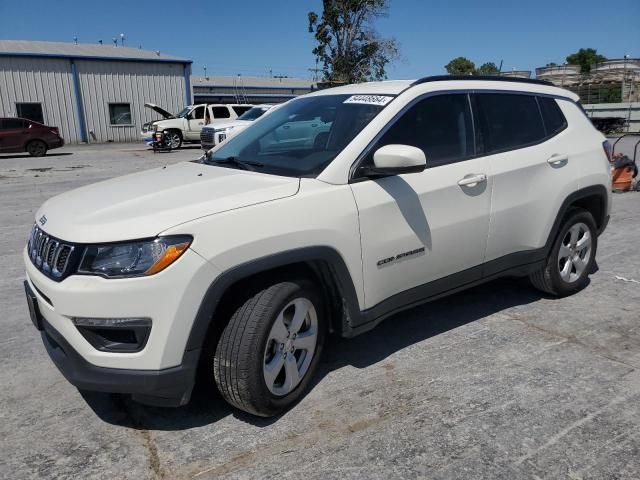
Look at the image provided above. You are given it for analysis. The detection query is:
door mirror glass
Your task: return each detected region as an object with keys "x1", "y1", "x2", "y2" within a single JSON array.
[{"x1": 363, "y1": 144, "x2": 426, "y2": 178}]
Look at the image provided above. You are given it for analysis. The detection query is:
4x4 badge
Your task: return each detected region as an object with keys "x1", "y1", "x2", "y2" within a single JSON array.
[{"x1": 39, "y1": 215, "x2": 47, "y2": 226}]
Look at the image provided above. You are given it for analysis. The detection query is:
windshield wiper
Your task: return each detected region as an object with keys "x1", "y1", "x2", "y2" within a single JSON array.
[{"x1": 205, "y1": 155, "x2": 264, "y2": 171}]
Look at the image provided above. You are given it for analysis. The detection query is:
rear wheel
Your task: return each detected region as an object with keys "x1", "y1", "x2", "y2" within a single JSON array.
[
  {"x1": 26, "y1": 140, "x2": 47, "y2": 157},
  {"x1": 213, "y1": 280, "x2": 325, "y2": 417},
  {"x1": 530, "y1": 209, "x2": 598, "y2": 297}
]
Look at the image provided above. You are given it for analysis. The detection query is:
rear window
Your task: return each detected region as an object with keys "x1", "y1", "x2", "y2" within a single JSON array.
[
  {"x1": 538, "y1": 97, "x2": 567, "y2": 136},
  {"x1": 474, "y1": 93, "x2": 546, "y2": 154},
  {"x1": 232, "y1": 106, "x2": 252, "y2": 116}
]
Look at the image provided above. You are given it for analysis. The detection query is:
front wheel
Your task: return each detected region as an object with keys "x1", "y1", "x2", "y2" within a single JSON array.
[
  {"x1": 213, "y1": 280, "x2": 326, "y2": 417},
  {"x1": 163, "y1": 130, "x2": 182, "y2": 149},
  {"x1": 530, "y1": 209, "x2": 598, "y2": 297}
]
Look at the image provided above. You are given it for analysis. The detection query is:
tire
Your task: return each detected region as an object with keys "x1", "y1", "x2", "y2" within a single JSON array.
[
  {"x1": 26, "y1": 140, "x2": 47, "y2": 157},
  {"x1": 164, "y1": 130, "x2": 182, "y2": 149},
  {"x1": 213, "y1": 280, "x2": 326, "y2": 417},
  {"x1": 529, "y1": 209, "x2": 598, "y2": 297}
]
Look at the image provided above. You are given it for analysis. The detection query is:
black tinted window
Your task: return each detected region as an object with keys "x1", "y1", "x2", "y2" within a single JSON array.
[
  {"x1": 475, "y1": 93, "x2": 545, "y2": 153},
  {"x1": 211, "y1": 107, "x2": 231, "y2": 119},
  {"x1": 16, "y1": 103, "x2": 44, "y2": 124},
  {"x1": 232, "y1": 106, "x2": 252, "y2": 116},
  {"x1": 0, "y1": 119, "x2": 27, "y2": 130},
  {"x1": 538, "y1": 97, "x2": 567, "y2": 136},
  {"x1": 374, "y1": 94, "x2": 474, "y2": 167}
]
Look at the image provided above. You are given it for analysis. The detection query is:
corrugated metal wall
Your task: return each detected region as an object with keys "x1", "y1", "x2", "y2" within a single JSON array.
[
  {"x1": 0, "y1": 57, "x2": 80, "y2": 143},
  {"x1": 76, "y1": 60, "x2": 186, "y2": 143}
]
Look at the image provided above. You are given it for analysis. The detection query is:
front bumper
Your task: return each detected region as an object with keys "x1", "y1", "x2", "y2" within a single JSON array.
[
  {"x1": 24, "y1": 246, "x2": 219, "y2": 371},
  {"x1": 40, "y1": 314, "x2": 199, "y2": 406}
]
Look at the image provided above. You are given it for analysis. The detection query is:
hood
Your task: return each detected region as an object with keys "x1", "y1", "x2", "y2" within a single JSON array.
[
  {"x1": 203, "y1": 119, "x2": 251, "y2": 130},
  {"x1": 36, "y1": 162, "x2": 300, "y2": 243},
  {"x1": 144, "y1": 103, "x2": 175, "y2": 119}
]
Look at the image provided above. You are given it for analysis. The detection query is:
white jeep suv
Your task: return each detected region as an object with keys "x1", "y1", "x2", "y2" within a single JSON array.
[{"x1": 24, "y1": 76, "x2": 611, "y2": 416}]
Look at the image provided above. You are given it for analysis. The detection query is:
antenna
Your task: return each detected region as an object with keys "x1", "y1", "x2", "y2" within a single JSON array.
[
  {"x1": 112, "y1": 37, "x2": 118, "y2": 47},
  {"x1": 73, "y1": 36, "x2": 78, "y2": 44},
  {"x1": 120, "y1": 33, "x2": 125, "y2": 47},
  {"x1": 98, "y1": 39, "x2": 103, "y2": 45},
  {"x1": 204, "y1": 66, "x2": 208, "y2": 79}
]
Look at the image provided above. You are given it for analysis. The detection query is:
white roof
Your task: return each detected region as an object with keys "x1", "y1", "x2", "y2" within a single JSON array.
[
  {"x1": 0, "y1": 39, "x2": 190, "y2": 63},
  {"x1": 307, "y1": 78, "x2": 579, "y2": 101}
]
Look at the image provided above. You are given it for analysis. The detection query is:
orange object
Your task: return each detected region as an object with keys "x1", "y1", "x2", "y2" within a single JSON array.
[
  {"x1": 144, "y1": 242, "x2": 190, "y2": 275},
  {"x1": 612, "y1": 166, "x2": 634, "y2": 191}
]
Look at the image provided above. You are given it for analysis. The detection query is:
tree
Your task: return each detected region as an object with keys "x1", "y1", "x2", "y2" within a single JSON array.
[
  {"x1": 308, "y1": 0, "x2": 400, "y2": 84},
  {"x1": 478, "y1": 62, "x2": 499, "y2": 75},
  {"x1": 565, "y1": 48, "x2": 607, "y2": 73},
  {"x1": 445, "y1": 57, "x2": 476, "y2": 75}
]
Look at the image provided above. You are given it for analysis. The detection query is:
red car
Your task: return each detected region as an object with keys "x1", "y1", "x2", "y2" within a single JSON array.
[{"x1": 0, "y1": 117, "x2": 65, "y2": 157}]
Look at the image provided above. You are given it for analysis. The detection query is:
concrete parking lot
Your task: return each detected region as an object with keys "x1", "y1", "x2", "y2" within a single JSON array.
[{"x1": 1, "y1": 143, "x2": 639, "y2": 480}]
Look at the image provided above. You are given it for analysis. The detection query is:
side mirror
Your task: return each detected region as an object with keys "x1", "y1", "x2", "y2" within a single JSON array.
[{"x1": 361, "y1": 144, "x2": 426, "y2": 178}]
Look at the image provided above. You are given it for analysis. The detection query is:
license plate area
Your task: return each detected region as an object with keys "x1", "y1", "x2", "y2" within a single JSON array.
[{"x1": 24, "y1": 281, "x2": 44, "y2": 331}]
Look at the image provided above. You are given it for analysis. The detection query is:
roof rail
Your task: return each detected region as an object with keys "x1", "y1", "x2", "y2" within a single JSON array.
[{"x1": 412, "y1": 75, "x2": 554, "y2": 87}]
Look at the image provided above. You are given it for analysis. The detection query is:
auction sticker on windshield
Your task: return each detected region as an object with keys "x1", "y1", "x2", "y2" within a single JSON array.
[{"x1": 344, "y1": 95, "x2": 394, "y2": 106}]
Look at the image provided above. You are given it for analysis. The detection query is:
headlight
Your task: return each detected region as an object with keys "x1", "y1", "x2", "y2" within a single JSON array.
[{"x1": 78, "y1": 236, "x2": 192, "y2": 278}]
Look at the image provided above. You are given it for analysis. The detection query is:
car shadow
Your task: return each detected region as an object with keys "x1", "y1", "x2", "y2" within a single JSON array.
[
  {"x1": 83, "y1": 276, "x2": 546, "y2": 431},
  {"x1": 0, "y1": 152, "x2": 73, "y2": 160}
]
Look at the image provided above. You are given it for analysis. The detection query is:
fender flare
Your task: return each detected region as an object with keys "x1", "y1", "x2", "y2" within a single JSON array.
[
  {"x1": 543, "y1": 184, "x2": 609, "y2": 255},
  {"x1": 182, "y1": 246, "x2": 361, "y2": 357}
]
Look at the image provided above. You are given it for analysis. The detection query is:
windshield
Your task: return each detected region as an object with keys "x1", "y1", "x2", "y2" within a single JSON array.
[
  {"x1": 205, "y1": 94, "x2": 390, "y2": 177},
  {"x1": 238, "y1": 106, "x2": 271, "y2": 121},
  {"x1": 175, "y1": 107, "x2": 191, "y2": 118}
]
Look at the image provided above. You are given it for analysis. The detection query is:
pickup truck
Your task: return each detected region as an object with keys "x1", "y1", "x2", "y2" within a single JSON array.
[{"x1": 141, "y1": 103, "x2": 253, "y2": 148}]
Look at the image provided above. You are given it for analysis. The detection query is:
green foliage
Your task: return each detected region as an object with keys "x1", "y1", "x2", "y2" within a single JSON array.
[
  {"x1": 565, "y1": 48, "x2": 607, "y2": 73},
  {"x1": 478, "y1": 62, "x2": 499, "y2": 75},
  {"x1": 445, "y1": 57, "x2": 476, "y2": 75},
  {"x1": 308, "y1": 0, "x2": 400, "y2": 83}
]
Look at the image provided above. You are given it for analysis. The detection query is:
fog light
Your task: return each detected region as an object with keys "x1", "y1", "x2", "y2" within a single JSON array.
[{"x1": 73, "y1": 317, "x2": 151, "y2": 352}]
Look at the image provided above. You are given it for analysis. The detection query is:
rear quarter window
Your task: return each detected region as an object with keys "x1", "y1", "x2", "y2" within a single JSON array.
[{"x1": 538, "y1": 97, "x2": 567, "y2": 136}]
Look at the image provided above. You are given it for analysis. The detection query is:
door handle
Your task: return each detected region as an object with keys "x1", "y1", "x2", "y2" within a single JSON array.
[
  {"x1": 458, "y1": 173, "x2": 487, "y2": 187},
  {"x1": 547, "y1": 154, "x2": 568, "y2": 166},
  {"x1": 282, "y1": 125, "x2": 290, "y2": 129},
  {"x1": 198, "y1": 122, "x2": 204, "y2": 126}
]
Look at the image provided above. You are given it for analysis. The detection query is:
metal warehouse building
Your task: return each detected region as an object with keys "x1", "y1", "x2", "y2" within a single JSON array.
[
  {"x1": 192, "y1": 75, "x2": 315, "y2": 104},
  {"x1": 0, "y1": 40, "x2": 192, "y2": 143}
]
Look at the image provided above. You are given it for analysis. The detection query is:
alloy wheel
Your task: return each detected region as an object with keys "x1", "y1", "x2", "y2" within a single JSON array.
[
  {"x1": 557, "y1": 222, "x2": 592, "y2": 283},
  {"x1": 263, "y1": 297, "x2": 318, "y2": 396}
]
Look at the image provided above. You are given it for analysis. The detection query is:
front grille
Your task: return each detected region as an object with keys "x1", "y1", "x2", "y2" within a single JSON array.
[
  {"x1": 27, "y1": 224, "x2": 78, "y2": 281},
  {"x1": 200, "y1": 128, "x2": 215, "y2": 144},
  {"x1": 141, "y1": 122, "x2": 155, "y2": 133}
]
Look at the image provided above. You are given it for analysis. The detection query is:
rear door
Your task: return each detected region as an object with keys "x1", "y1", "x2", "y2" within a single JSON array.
[
  {"x1": 473, "y1": 92, "x2": 573, "y2": 269},
  {"x1": 0, "y1": 119, "x2": 29, "y2": 151},
  {"x1": 350, "y1": 93, "x2": 492, "y2": 308}
]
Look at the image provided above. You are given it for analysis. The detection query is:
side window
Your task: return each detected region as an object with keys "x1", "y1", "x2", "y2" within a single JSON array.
[
  {"x1": 190, "y1": 106, "x2": 205, "y2": 120},
  {"x1": 109, "y1": 103, "x2": 132, "y2": 125},
  {"x1": 373, "y1": 94, "x2": 474, "y2": 168},
  {"x1": 474, "y1": 93, "x2": 545, "y2": 153},
  {"x1": 16, "y1": 103, "x2": 44, "y2": 124},
  {"x1": 1, "y1": 119, "x2": 28, "y2": 130},
  {"x1": 211, "y1": 106, "x2": 231, "y2": 119},
  {"x1": 538, "y1": 97, "x2": 567, "y2": 136},
  {"x1": 232, "y1": 106, "x2": 252, "y2": 116}
]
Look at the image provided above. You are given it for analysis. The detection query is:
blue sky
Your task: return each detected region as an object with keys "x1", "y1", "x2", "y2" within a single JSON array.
[{"x1": 1, "y1": 0, "x2": 638, "y2": 79}]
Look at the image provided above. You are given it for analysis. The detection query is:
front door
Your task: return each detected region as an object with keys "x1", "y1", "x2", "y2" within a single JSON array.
[
  {"x1": 186, "y1": 106, "x2": 206, "y2": 140},
  {"x1": 350, "y1": 93, "x2": 492, "y2": 309}
]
